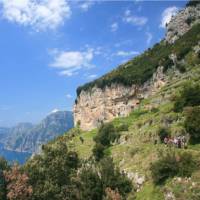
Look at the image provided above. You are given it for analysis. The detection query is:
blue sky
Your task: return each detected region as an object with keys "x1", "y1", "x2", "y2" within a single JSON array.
[{"x1": 0, "y1": 0, "x2": 187, "y2": 126}]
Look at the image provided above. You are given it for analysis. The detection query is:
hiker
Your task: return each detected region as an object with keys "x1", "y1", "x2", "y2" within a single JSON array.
[
  {"x1": 173, "y1": 137, "x2": 178, "y2": 148},
  {"x1": 177, "y1": 137, "x2": 182, "y2": 148},
  {"x1": 181, "y1": 136, "x2": 187, "y2": 149},
  {"x1": 164, "y1": 137, "x2": 168, "y2": 146},
  {"x1": 167, "y1": 137, "x2": 174, "y2": 148}
]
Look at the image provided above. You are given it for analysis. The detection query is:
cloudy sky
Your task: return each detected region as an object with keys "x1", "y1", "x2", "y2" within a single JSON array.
[{"x1": 0, "y1": 0, "x2": 187, "y2": 126}]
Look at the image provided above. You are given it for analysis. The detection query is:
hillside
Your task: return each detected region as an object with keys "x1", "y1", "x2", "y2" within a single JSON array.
[
  {"x1": 1, "y1": 1, "x2": 200, "y2": 200},
  {"x1": 48, "y1": 62, "x2": 200, "y2": 199},
  {"x1": 0, "y1": 111, "x2": 74, "y2": 154},
  {"x1": 45, "y1": 2, "x2": 200, "y2": 199},
  {"x1": 74, "y1": 2, "x2": 200, "y2": 131}
]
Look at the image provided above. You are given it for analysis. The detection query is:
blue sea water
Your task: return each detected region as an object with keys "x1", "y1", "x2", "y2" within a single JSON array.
[{"x1": 0, "y1": 143, "x2": 31, "y2": 164}]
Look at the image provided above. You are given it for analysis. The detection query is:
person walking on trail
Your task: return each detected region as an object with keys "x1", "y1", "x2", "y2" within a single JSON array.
[
  {"x1": 181, "y1": 135, "x2": 187, "y2": 149},
  {"x1": 164, "y1": 137, "x2": 168, "y2": 146},
  {"x1": 177, "y1": 136, "x2": 182, "y2": 148},
  {"x1": 174, "y1": 137, "x2": 178, "y2": 148}
]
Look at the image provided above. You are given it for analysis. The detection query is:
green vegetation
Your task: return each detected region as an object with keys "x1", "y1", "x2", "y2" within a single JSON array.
[
  {"x1": 77, "y1": 24, "x2": 200, "y2": 96},
  {"x1": 174, "y1": 82, "x2": 200, "y2": 112},
  {"x1": 184, "y1": 106, "x2": 200, "y2": 144},
  {"x1": 93, "y1": 123, "x2": 120, "y2": 161},
  {"x1": 2, "y1": 5, "x2": 200, "y2": 199},
  {"x1": 0, "y1": 157, "x2": 9, "y2": 200},
  {"x1": 150, "y1": 150, "x2": 197, "y2": 185},
  {"x1": 158, "y1": 127, "x2": 170, "y2": 143}
]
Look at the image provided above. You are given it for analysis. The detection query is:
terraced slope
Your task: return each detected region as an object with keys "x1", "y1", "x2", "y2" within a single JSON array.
[{"x1": 49, "y1": 63, "x2": 200, "y2": 199}]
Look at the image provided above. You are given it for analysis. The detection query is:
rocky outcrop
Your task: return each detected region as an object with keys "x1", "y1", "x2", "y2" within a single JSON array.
[
  {"x1": 74, "y1": 67, "x2": 166, "y2": 131},
  {"x1": 165, "y1": 2, "x2": 200, "y2": 44}
]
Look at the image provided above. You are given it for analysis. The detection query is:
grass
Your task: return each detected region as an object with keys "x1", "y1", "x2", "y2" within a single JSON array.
[{"x1": 135, "y1": 183, "x2": 164, "y2": 200}]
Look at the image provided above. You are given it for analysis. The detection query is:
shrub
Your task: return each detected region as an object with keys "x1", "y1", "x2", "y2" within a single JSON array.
[
  {"x1": 94, "y1": 123, "x2": 119, "y2": 147},
  {"x1": 76, "y1": 167, "x2": 103, "y2": 200},
  {"x1": 4, "y1": 165, "x2": 33, "y2": 200},
  {"x1": 174, "y1": 82, "x2": 200, "y2": 112},
  {"x1": 24, "y1": 141, "x2": 79, "y2": 200},
  {"x1": 99, "y1": 157, "x2": 132, "y2": 198},
  {"x1": 158, "y1": 127, "x2": 170, "y2": 143},
  {"x1": 150, "y1": 150, "x2": 197, "y2": 184},
  {"x1": 93, "y1": 143, "x2": 106, "y2": 161},
  {"x1": 184, "y1": 106, "x2": 200, "y2": 144},
  {"x1": 176, "y1": 63, "x2": 186, "y2": 73},
  {"x1": 75, "y1": 157, "x2": 132, "y2": 200}
]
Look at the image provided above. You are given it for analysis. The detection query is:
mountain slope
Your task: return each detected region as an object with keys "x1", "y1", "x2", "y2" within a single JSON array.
[
  {"x1": 1, "y1": 111, "x2": 74, "y2": 153},
  {"x1": 45, "y1": 2, "x2": 200, "y2": 199},
  {"x1": 48, "y1": 63, "x2": 200, "y2": 199}
]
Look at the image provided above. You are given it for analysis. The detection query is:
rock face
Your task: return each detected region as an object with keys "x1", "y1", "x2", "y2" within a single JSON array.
[
  {"x1": 0, "y1": 111, "x2": 74, "y2": 153},
  {"x1": 165, "y1": 2, "x2": 200, "y2": 44},
  {"x1": 74, "y1": 67, "x2": 166, "y2": 130}
]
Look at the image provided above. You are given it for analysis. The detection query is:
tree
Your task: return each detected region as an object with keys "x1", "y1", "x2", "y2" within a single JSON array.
[
  {"x1": 94, "y1": 123, "x2": 118, "y2": 147},
  {"x1": 0, "y1": 157, "x2": 9, "y2": 200},
  {"x1": 174, "y1": 82, "x2": 200, "y2": 112},
  {"x1": 93, "y1": 143, "x2": 106, "y2": 161},
  {"x1": 157, "y1": 127, "x2": 170, "y2": 143},
  {"x1": 184, "y1": 106, "x2": 200, "y2": 144},
  {"x1": 24, "y1": 141, "x2": 79, "y2": 200},
  {"x1": 99, "y1": 157, "x2": 132, "y2": 199},
  {"x1": 4, "y1": 165, "x2": 32, "y2": 200},
  {"x1": 77, "y1": 167, "x2": 103, "y2": 200}
]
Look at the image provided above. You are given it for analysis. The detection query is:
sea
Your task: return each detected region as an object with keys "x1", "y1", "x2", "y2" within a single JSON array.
[{"x1": 0, "y1": 143, "x2": 31, "y2": 164}]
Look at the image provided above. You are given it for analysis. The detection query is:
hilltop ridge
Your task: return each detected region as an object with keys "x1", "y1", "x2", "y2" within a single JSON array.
[{"x1": 74, "y1": 1, "x2": 200, "y2": 131}]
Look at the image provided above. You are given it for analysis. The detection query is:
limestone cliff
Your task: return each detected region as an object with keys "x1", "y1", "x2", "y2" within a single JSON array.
[
  {"x1": 74, "y1": 67, "x2": 166, "y2": 130},
  {"x1": 165, "y1": 2, "x2": 200, "y2": 44}
]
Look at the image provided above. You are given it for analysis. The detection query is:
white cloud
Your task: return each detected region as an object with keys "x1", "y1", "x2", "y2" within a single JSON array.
[
  {"x1": 50, "y1": 49, "x2": 94, "y2": 76},
  {"x1": 123, "y1": 9, "x2": 147, "y2": 26},
  {"x1": 110, "y1": 22, "x2": 118, "y2": 32},
  {"x1": 51, "y1": 108, "x2": 60, "y2": 113},
  {"x1": 146, "y1": 32, "x2": 153, "y2": 45},
  {"x1": 79, "y1": 1, "x2": 94, "y2": 12},
  {"x1": 0, "y1": 0, "x2": 71, "y2": 31},
  {"x1": 160, "y1": 6, "x2": 178, "y2": 28},
  {"x1": 115, "y1": 50, "x2": 139, "y2": 57},
  {"x1": 66, "y1": 94, "x2": 72, "y2": 99}
]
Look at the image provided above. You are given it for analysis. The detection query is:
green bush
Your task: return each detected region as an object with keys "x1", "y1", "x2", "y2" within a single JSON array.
[
  {"x1": 24, "y1": 141, "x2": 79, "y2": 200},
  {"x1": 158, "y1": 127, "x2": 170, "y2": 143},
  {"x1": 150, "y1": 150, "x2": 197, "y2": 185},
  {"x1": 74, "y1": 157, "x2": 132, "y2": 200},
  {"x1": 94, "y1": 123, "x2": 119, "y2": 147},
  {"x1": 75, "y1": 167, "x2": 103, "y2": 200},
  {"x1": 176, "y1": 63, "x2": 186, "y2": 73},
  {"x1": 93, "y1": 123, "x2": 120, "y2": 161},
  {"x1": 92, "y1": 143, "x2": 106, "y2": 161},
  {"x1": 184, "y1": 106, "x2": 200, "y2": 144},
  {"x1": 99, "y1": 157, "x2": 132, "y2": 198},
  {"x1": 174, "y1": 82, "x2": 200, "y2": 112}
]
